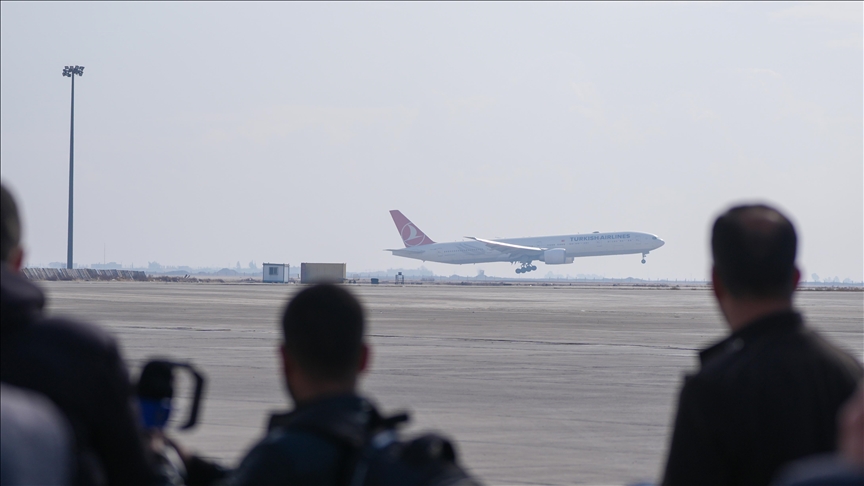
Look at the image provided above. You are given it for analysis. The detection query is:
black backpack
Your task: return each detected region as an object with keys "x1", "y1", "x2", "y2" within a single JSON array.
[
  {"x1": 304, "y1": 410, "x2": 480, "y2": 486},
  {"x1": 349, "y1": 413, "x2": 479, "y2": 486}
]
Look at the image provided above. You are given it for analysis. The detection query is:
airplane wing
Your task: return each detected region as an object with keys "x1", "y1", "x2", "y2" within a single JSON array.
[
  {"x1": 464, "y1": 237, "x2": 545, "y2": 261},
  {"x1": 384, "y1": 248, "x2": 426, "y2": 254}
]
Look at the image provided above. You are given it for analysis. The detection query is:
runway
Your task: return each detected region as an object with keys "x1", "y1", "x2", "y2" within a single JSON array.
[{"x1": 40, "y1": 282, "x2": 864, "y2": 485}]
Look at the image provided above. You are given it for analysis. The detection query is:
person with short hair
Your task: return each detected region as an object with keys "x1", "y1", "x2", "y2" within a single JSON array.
[
  {"x1": 184, "y1": 284, "x2": 477, "y2": 486},
  {"x1": 660, "y1": 204, "x2": 863, "y2": 486},
  {"x1": 227, "y1": 284, "x2": 373, "y2": 484},
  {"x1": 0, "y1": 183, "x2": 158, "y2": 485}
]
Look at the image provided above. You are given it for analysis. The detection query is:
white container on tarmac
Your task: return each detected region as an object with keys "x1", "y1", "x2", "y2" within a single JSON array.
[
  {"x1": 300, "y1": 263, "x2": 346, "y2": 284},
  {"x1": 263, "y1": 263, "x2": 288, "y2": 283}
]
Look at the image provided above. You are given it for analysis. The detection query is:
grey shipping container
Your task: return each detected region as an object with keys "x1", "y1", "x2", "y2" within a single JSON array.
[{"x1": 300, "y1": 263, "x2": 346, "y2": 284}]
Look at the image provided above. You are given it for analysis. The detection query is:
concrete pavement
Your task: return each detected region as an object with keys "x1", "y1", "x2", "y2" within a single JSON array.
[{"x1": 41, "y1": 282, "x2": 863, "y2": 485}]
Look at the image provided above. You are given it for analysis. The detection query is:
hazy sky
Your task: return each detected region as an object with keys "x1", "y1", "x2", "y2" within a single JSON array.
[{"x1": 2, "y1": 2, "x2": 861, "y2": 280}]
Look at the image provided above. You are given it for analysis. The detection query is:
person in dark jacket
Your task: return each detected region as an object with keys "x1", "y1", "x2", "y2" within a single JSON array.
[
  {"x1": 661, "y1": 204, "x2": 863, "y2": 486},
  {"x1": 771, "y1": 384, "x2": 864, "y2": 486},
  {"x1": 183, "y1": 284, "x2": 476, "y2": 486},
  {"x1": 0, "y1": 183, "x2": 158, "y2": 485}
]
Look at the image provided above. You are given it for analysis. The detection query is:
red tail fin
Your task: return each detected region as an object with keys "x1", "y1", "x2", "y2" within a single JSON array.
[{"x1": 390, "y1": 210, "x2": 435, "y2": 247}]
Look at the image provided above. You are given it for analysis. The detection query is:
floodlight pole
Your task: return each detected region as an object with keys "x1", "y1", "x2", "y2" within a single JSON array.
[{"x1": 62, "y1": 65, "x2": 84, "y2": 269}]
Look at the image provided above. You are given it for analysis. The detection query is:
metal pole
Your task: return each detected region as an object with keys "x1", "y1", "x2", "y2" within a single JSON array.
[{"x1": 67, "y1": 74, "x2": 75, "y2": 269}]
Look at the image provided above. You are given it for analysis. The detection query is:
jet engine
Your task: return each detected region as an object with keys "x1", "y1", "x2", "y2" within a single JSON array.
[{"x1": 543, "y1": 248, "x2": 572, "y2": 265}]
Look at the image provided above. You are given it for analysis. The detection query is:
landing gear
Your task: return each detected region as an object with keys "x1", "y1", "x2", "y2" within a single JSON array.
[
  {"x1": 516, "y1": 263, "x2": 537, "y2": 274},
  {"x1": 641, "y1": 252, "x2": 648, "y2": 264}
]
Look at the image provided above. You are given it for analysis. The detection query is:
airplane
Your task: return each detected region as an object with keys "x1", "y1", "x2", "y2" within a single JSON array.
[{"x1": 386, "y1": 210, "x2": 665, "y2": 274}]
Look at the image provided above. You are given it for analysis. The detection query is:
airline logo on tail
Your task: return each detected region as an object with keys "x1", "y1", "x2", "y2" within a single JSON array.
[{"x1": 390, "y1": 210, "x2": 436, "y2": 247}]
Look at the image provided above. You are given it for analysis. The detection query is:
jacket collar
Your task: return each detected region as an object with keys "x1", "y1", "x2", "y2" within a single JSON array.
[
  {"x1": 699, "y1": 310, "x2": 803, "y2": 366},
  {"x1": 268, "y1": 394, "x2": 377, "y2": 447}
]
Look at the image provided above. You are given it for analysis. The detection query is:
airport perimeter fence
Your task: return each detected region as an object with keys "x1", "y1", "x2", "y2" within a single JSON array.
[{"x1": 23, "y1": 268, "x2": 148, "y2": 282}]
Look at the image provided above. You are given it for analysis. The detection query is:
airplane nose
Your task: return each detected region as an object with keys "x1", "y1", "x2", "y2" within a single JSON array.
[{"x1": 657, "y1": 238, "x2": 665, "y2": 248}]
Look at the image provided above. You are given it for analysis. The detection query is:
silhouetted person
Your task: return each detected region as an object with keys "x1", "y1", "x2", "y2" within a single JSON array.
[
  {"x1": 0, "y1": 183, "x2": 158, "y2": 485},
  {"x1": 661, "y1": 204, "x2": 863, "y2": 486},
  {"x1": 1, "y1": 382, "x2": 73, "y2": 485},
  {"x1": 184, "y1": 284, "x2": 477, "y2": 485}
]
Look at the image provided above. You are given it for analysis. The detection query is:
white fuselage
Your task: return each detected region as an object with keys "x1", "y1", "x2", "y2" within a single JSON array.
[{"x1": 390, "y1": 232, "x2": 665, "y2": 265}]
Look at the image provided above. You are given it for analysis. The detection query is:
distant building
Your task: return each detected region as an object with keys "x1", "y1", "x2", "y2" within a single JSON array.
[
  {"x1": 91, "y1": 262, "x2": 121, "y2": 270},
  {"x1": 263, "y1": 263, "x2": 288, "y2": 283}
]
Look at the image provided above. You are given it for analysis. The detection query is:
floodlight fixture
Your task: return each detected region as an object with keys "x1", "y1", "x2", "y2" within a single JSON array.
[{"x1": 62, "y1": 65, "x2": 84, "y2": 78}]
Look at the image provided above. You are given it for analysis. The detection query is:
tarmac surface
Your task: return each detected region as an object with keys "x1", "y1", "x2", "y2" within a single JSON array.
[{"x1": 41, "y1": 282, "x2": 863, "y2": 485}]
